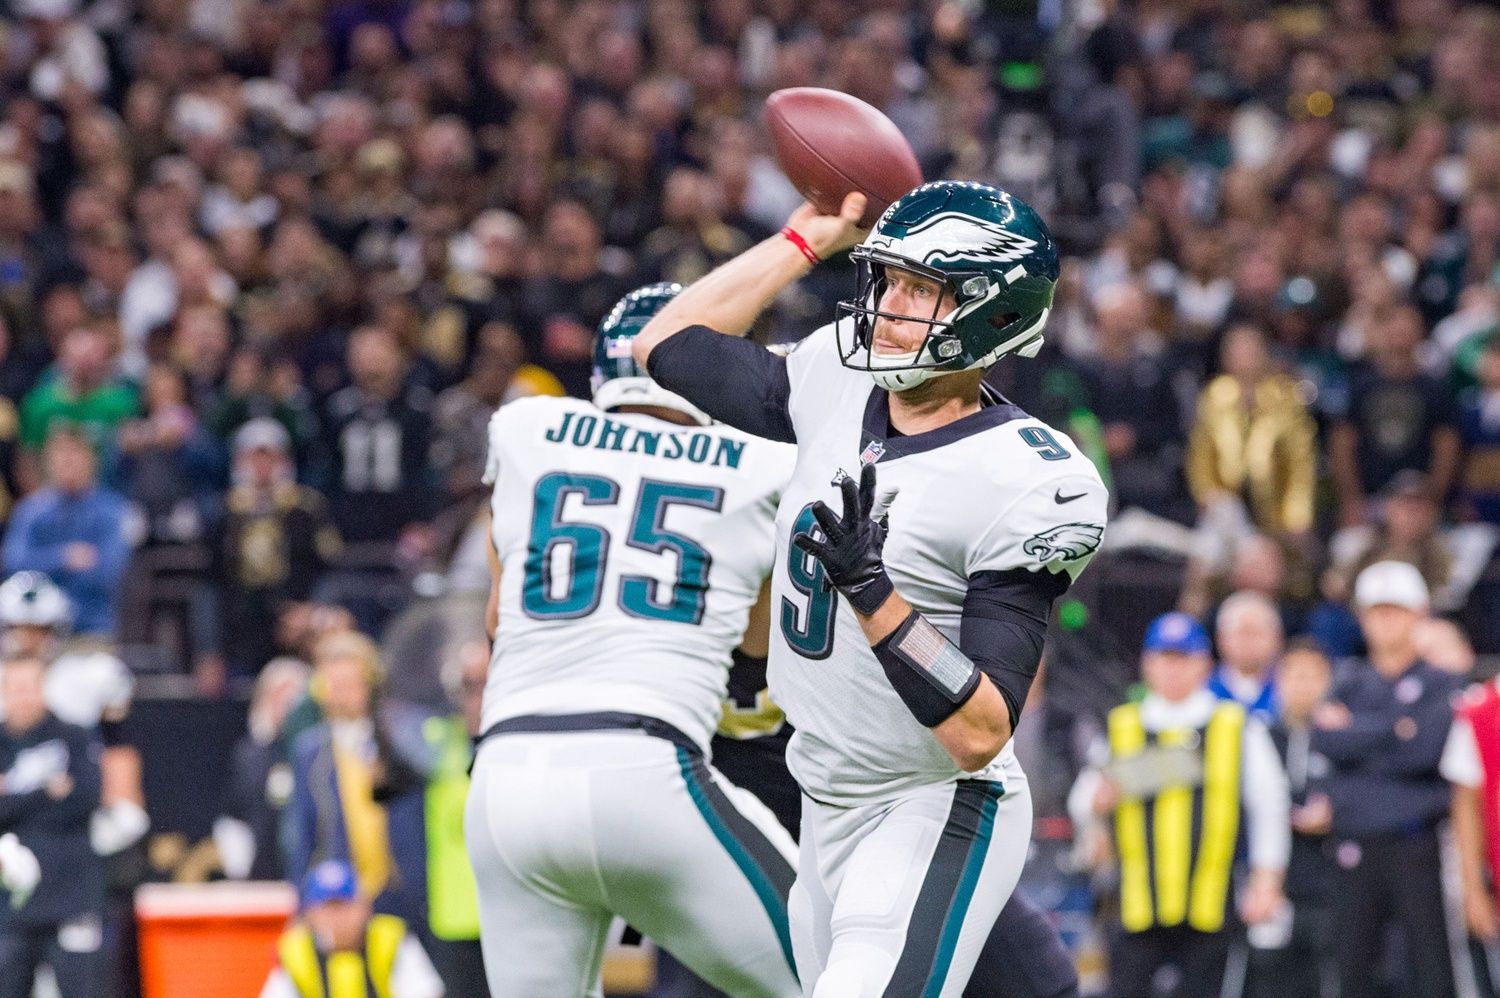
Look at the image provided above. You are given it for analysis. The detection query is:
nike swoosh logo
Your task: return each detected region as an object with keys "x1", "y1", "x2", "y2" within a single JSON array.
[{"x1": 1054, "y1": 489, "x2": 1087, "y2": 504}]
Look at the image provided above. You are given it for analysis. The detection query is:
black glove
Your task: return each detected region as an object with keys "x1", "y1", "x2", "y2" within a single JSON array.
[{"x1": 792, "y1": 462, "x2": 894, "y2": 616}]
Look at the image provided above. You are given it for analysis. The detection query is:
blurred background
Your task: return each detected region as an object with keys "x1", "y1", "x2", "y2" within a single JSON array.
[{"x1": 0, "y1": 0, "x2": 1499, "y2": 994}]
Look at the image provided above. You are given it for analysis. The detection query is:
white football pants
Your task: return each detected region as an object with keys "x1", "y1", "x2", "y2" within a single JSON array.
[
  {"x1": 465, "y1": 729, "x2": 802, "y2": 997},
  {"x1": 789, "y1": 773, "x2": 1033, "y2": 997}
]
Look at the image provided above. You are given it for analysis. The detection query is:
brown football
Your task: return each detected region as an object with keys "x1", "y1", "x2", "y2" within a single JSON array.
[{"x1": 764, "y1": 87, "x2": 924, "y2": 228}]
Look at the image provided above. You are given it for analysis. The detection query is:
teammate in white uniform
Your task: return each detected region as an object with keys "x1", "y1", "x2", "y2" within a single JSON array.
[
  {"x1": 637, "y1": 181, "x2": 1108, "y2": 996},
  {"x1": 464, "y1": 284, "x2": 801, "y2": 997}
]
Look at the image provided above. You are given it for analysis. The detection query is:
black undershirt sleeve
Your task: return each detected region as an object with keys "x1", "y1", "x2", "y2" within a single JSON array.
[
  {"x1": 645, "y1": 326, "x2": 797, "y2": 443},
  {"x1": 960, "y1": 567, "x2": 1071, "y2": 728}
]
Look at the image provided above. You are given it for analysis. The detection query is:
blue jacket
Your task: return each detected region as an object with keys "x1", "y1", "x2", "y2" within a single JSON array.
[
  {"x1": 1208, "y1": 666, "x2": 1279, "y2": 723},
  {"x1": 286, "y1": 723, "x2": 426, "y2": 923},
  {"x1": 1313, "y1": 658, "x2": 1458, "y2": 838},
  {"x1": 3, "y1": 486, "x2": 130, "y2": 635}
]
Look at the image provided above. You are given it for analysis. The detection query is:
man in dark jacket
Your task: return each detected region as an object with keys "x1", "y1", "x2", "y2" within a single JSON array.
[
  {"x1": 0, "y1": 655, "x2": 104, "y2": 998},
  {"x1": 214, "y1": 419, "x2": 342, "y2": 677},
  {"x1": 1252, "y1": 640, "x2": 1337, "y2": 998},
  {"x1": 1313, "y1": 561, "x2": 1459, "y2": 998}
]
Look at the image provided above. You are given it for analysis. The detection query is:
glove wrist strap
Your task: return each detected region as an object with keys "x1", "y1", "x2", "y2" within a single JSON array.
[{"x1": 843, "y1": 570, "x2": 894, "y2": 616}]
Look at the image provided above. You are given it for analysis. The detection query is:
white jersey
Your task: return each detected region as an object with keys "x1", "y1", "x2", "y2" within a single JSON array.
[
  {"x1": 481, "y1": 395, "x2": 795, "y2": 750},
  {"x1": 769, "y1": 322, "x2": 1108, "y2": 805}
]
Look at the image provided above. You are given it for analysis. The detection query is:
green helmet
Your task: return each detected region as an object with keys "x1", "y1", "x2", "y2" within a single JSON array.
[
  {"x1": 591, "y1": 282, "x2": 710, "y2": 425},
  {"x1": 836, "y1": 180, "x2": 1060, "y2": 391}
]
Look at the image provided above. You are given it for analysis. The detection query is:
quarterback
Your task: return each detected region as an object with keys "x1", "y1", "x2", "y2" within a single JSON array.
[
  {"x1": 635, "y1": 181, "x2": 1108, "y2": 995},
  {"x1": 465, "y1": 285, "x2": 800, "y2": 996}
]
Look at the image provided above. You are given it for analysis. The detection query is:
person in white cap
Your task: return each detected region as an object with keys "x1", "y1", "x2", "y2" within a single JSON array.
[
  {"x1": 1311, "y1": 560, "x2": 1460, "y2": 998},
  {"x1": 209, "y1": 418, "x2": 341, "y2": 686}
]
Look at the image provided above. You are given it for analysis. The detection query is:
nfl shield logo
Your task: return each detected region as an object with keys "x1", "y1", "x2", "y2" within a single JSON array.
[{"x1": 860, "y1": 439, "x2": 886, "y2": 465}]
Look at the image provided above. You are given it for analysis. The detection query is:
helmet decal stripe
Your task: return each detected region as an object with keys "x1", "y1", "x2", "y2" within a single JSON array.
[{"x1": 898, "y1": 212, "x2": 1039, "y2": 266}]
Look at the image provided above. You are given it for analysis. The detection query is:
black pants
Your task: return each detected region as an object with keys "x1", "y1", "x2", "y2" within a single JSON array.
[
  {"x1": 1107, "y1": 924, "x2": 1233, "y2": 998},
  {"x1": 1329, "y1": 831, "x2": 1454, "y2": 998},
  {"x1": 422, "y1": 933, "x2": 490, "y2": 998},
  {"x1": 0, "y1": 922, "x2": 103, "y2": 998},
  {"x1": 1243, "y1": 904, "x2": 1329, "y2": 998},
  {"x1": 964, "y1": 890, "x2": 1081, "y2": 998}
]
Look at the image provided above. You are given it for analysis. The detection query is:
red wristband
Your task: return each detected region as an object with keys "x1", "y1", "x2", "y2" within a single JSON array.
[{"x1": 781, "y1": 226, "x2": 821, "y2": 265}]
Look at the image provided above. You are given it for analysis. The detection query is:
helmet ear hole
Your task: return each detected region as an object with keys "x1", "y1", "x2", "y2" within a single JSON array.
[{"x1": 989, "y1": 312, "x2": 1021, "y2": 330}]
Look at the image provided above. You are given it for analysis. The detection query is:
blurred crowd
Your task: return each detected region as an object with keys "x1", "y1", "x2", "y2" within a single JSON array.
[{"x1": 0, "y1": 0, "x2": 1498, "y2": 993}]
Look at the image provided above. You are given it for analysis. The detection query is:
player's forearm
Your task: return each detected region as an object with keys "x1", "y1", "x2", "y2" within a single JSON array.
[
  {"x1": 933, "y1": 679, "x2": 1012, "y2": 772},
  {"x1": 634, "y1": 236, "x2": 812, "y2": 363},
  {"x1": 858, "y1": 592, "x2": 1013, "y2": 772}
]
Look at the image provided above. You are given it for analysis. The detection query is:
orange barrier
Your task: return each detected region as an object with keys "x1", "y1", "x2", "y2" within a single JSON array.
[{"x1": 136, "y1": 882, "x2": 296, "y2": 998}]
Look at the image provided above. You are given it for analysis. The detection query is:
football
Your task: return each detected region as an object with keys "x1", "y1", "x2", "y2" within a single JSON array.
[{"x1": 764, "y1": 87, "x2": 923, "y2": 228}]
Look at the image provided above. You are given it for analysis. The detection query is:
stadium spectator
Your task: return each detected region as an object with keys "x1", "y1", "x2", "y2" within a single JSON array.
[
  {"x1": 3, "y1": 426, "x2": 129, "y2": 636},
  {"x1": 1208, "y1": 590, "x2": 1283, "y2": 723},
  {"x1": 1076, "y1": 281, "x2": 1187, "y2": 519},
  {"x1": 636, "y1": 167, "x2": 755, "y2": 286},
  {"x1": 117, "y1": 201, "x2": 194, "y2": 375},
  {"x1": 261, "y1": 859, "x2": 443, "y2": 998},
  {"x1": 1071, "y1": 613, "x2": 1289, "y2": 998},
  {"x1": 17, "y1": 322, "x2": 137, "y2": 454},
  {"x1": 105, "y1": 362, "x2": 224, "y2": 547},
  {"x1": 0, "y1": 655, "x2": 103, "y2": 998},
  {"x1": 1255, "y1": 641, "x2": 1337, "y2": 998},
  {"x1": 208, "y1": 346, "x2": 321, "y2": 474},
  {"x1": 1329, "y1": 306, "x2": 1461, "y2": 527},
  {"x1": 1457, "y1": 334, "x2": 1500, "y2": 524},
  {"x1": 0, "y1": 163, "x2": 44, "y2": 343},
  {"x1": 287, "y1": 631, "x2": 424, "y2": 923},
  {"x1": 320, "y1": 324, "x2": 434, "y2": 546},
  {"x1": 214, "y1": 658, "x2": 310, "y2": 882},
  {"x1": 212, "y1": 419, "x2": 342, "y2": 680},
  {"x1": 1186, "y1": 323, "x2": 1316, "y2": 561},
  {"x1": 401, "y1": 640, "x2": 486, "y2": 998},
  {"x1": 1314, "y1": 561, "x2": 1458, "y2": 998},
  {"x1": 518, "y1": 201, "x2": 631, "y2": 397},
  {"x1": 430, "y1": 336, "x2": 521, "y2": 504},
  {"x1": 0, "y1": 329, "x2": 22, "y2": 525},
  {"x1": 168, "y1": 304, "x2": 235, "y2": 416}
]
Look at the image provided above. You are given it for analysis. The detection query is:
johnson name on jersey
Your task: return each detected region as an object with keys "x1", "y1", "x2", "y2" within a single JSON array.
[
  {"x1": 481, "y1": 394, "x2": 795, "y2": 750},
  {"x1": 769, "y1": 321, "x2": 1107, "y2": 805}
]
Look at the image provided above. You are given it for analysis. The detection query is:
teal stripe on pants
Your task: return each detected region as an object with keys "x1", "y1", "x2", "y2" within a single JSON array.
[
  {"x1": 884, "y1": 779, "x2": 1006, "y2": 997},
  {"x1": 924, "y1": 785, "x2": 1003, "y2": 996},
  {"x1": 676, "y1": 747, "x2": 798, "y2": 978}
]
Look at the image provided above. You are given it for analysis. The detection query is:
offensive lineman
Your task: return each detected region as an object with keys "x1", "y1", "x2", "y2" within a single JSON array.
[
  {"x1": 635, "y1": 182, "x2": 1108, "y2": 995},
  {"x1": 464, "y1": 284, "x2": 801, "y2": 996}
]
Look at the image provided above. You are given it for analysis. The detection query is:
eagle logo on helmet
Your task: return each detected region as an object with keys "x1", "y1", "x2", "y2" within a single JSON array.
[
  {"x1": 901, "y1": 213, "x2": 1039, "y2": 267},
  {"x1": 1023, "y1": 523, "x2": 1104, "y2": 564}
]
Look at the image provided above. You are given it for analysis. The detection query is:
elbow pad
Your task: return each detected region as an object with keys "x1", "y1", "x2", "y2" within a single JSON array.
[{"x1": 873, "y1": 610, "x2": 981, "y2": 727}]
